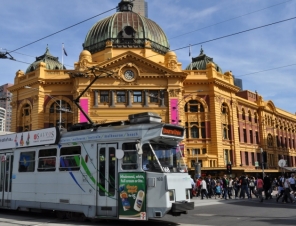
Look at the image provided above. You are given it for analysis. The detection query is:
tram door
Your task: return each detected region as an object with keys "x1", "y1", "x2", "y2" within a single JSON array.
[
  {"x1": 0, "y1": 153, "x2": 13, "y2": 208},
  {"x1": 96, "y1": 143, "x2": 117, "y2": 217}
]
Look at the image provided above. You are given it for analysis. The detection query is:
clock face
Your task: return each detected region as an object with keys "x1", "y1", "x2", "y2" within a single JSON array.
[{"x1": 124, "y1": 70, "x2": 135, "y2": 80}]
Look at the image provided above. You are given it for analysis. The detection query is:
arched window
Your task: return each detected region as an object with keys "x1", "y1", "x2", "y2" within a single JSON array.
[
  {"x1": 254, "y1": 113, "x2": 258, "y2": 123},
  {"x1": 242, "y1": 109, "x2": 246, "y2": 120},
  {"x1": 191, "y1": 126, "x2": 198, "y2": 138},
  {"x1": 248, "y1": 111, "x2": 252, "y2": 122},
  {"x1": 23, "y1": 104, "x2": 31, "y2": 116},
  {"x1": 221, "y1": 103, "x2": 228, "y2": 114},
  {"x1": 48, "y1": 100, "x2": 72, "y2": 128},
  {"x1": 267, "y1": 134, "x2": 273, "y2": 147}
]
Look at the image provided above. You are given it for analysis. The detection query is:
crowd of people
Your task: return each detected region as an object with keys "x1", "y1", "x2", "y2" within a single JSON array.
[{"x1": 190, "y1": 173, "x2": 296, "y2": 203}]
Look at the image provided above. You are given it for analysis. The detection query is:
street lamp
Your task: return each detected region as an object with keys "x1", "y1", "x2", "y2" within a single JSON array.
[{"x1": 24, "y1": 86, "x2": 72, "y2": 130}]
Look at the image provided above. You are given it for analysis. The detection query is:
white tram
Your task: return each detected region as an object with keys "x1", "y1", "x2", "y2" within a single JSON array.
[{"x1": 0, "y1": 112, "x2": 193, "y2": 220}]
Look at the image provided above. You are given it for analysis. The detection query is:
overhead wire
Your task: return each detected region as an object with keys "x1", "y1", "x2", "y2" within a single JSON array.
[
  {"x1": 2, "y1": 1, "x2": 295, "y2": 78},
  {"x1": 5, "y1": 16, "x2": 296, "y2": 77},
  {"x1": 7, "y1": 6, "x2": 118, "y2": 54},
  {"x1": 169, "y1": 0, "x2": 293, "y2": 40}
]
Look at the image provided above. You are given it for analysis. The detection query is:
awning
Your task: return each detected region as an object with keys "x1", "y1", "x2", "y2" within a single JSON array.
[{"x1": 281, "y1": 167, "x2": 296, "y2": 172}]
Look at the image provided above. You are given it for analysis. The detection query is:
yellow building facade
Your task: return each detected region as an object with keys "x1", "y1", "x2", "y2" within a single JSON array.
[{"x1": 8, "y1": 0, "x2": 296, "y2": 177}]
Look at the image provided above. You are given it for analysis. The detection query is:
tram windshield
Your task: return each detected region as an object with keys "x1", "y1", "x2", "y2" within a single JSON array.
[{"x1": 142, "y1": 142, "x2": 187, "y2": 173}]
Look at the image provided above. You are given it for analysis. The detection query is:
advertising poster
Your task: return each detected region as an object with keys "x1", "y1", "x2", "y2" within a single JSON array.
[{"x1": 118, "y1": 172, "x2": 146, "y2": 220}]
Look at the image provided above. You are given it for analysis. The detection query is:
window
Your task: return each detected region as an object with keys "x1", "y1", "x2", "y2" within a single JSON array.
[
  {"x1": 223, "y1": 124, "x2": 228, "y2": 139},
  {"x1": 116, "y1": 91, "x2": 126, "y2": 103},
  {"x1": 185, "y1": 100, "x2": 204, "y2": 112},
  {"x1": 149, "y1": 90, "x2": 159, "y2": 103},
  {"x1": 202, "y1": 148, "x2": 207, "y2": 154},
  {"x1": 242, "y1": 109, "x2": 246, "y2": 120},
  {"x1": 122, "y1": 142, "x2": 138, "y2": 170},
  {"x1": 133, "y1": 91, "x2": 142, "y2": 103},
  {"x1": 50, "y1": 100, "x2": 71, "y2": 113},
  {"x1": 267, "y1": 134, "x2": 273, "y2": 147},
  {"x1": 191, "y1": 126, "x2": 198, "y2": 138},
  {"x1": 243, "y1": 129, "x2": 247, "y2": 143},
  {"x1": 23, "y1": 104, "x2": 31, "y2": 116},
  {"x1": 100, "y1": 91, "x2": 109, "y2": 103},
  {"x1": 250, "y1": 130, "x2": 253, "y2": 143},
  {"x1": 255, "y1": 131, "x2": 259, "y2": 144},
  {"x1": 19, "y1": 151, "x2": 35, "y2": 172},
  {"x1": 192, "y1": 149, "x2": 200, "y2": 155},
  {"x1": 221, "y1": 103, "x2": 228, "y2": 114},
  {"x1": 251, "y1": 152, "x2": 255, "y2": 166},
  {"x1": 248, "y1": 111, "x2": 252, "y2": 122},
  {"x1": 38, "y1": 148, "x2": 57, "y2": 172},
  {"x1": 245, "y1": 152, "x2": 249, "y2": 166},
  {"x1": 59, "y1": 146, "x2": 81, "y2": 171}
]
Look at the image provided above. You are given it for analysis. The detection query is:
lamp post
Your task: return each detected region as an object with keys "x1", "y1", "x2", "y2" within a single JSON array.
[{"x1": 24, "y1": 86, "x2": 71, "y2": 130}]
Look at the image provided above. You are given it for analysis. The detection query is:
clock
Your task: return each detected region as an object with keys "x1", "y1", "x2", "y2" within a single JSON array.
[{"x1": 124, "y1": 70, "x2": 135, "y2": 80}]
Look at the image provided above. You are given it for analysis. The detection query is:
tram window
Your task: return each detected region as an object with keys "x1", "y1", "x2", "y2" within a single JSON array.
[
  {"x1": 122, "y1": 142, "x2": 138, "y2": 170},
  {"x1": 19, "y1": 151, "x2": 35, "y2": 172},
  {"x1": 38, "y1": 148, "x2": 57, "y2": 172},
  {"x1": 59, "y1": 146, "x2": 81, "y2": 171},
  {"x1": 122, "y1": 151, "x2": 138, "y2": 170}
]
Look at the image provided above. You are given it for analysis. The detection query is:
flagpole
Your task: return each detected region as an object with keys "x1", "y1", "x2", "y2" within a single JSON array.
[
  {"x1": 189, "y1": 44, "x2": 192, "y2": 70},
  {"x1": 62, "y1": 43, "x2": 64, "y2": 69}
]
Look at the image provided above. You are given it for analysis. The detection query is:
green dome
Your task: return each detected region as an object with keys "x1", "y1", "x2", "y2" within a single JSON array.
[
  {"x1": 25, "y1": 47, "x2": 66, "y2": 74},
  {"x1": 186, "y1": 48, "x2": 222, "y2": 73},
  {"x1": 83, "y1": 0, "x2": 170, "y2": 55}
]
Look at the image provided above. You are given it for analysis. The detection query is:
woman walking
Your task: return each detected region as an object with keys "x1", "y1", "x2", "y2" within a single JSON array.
[{"x1": 256, "y1": 175, "x2": 264, "y2": 202}]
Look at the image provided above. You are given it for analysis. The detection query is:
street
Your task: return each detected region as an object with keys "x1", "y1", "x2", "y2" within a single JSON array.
[{"x1": 0, "y1": 197, "x2": 295, "y2": 226}]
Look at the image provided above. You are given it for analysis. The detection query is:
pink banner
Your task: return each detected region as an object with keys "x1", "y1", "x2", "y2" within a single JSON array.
[
  {"x1": 170, "y1": 99, "x2": 178, "y2": 125},
  {"x1": 80, "y1": 99, "x2": 89, "y2": 123}
]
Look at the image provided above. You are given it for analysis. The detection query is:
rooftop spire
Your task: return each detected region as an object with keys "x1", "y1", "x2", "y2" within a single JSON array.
[{"x1": 118, "y1": 0, "x2": 133, "y2": 12}]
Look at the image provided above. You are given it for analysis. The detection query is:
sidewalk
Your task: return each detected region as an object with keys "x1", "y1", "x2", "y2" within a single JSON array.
[{"x1": 190, "y1": 190, "x2": 281, "y2": 207}]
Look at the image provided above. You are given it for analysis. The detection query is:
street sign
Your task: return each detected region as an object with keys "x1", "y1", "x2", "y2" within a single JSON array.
[{"x1": 255, "y1": 161, "x2": 259, "y2": 167}]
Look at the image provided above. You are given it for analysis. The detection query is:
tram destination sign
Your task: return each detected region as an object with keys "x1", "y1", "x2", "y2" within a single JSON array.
[
  {"x1": 161, "y1": 126, "x2": 184, "y2": 137},
  {"x1": 0, "y1": 127, "x2": 60, "y2": 150}
]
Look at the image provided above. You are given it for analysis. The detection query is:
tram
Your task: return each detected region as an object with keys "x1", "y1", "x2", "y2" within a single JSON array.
[{"x1": 0, "y1": 112, "x2": 194, "y2": 221}]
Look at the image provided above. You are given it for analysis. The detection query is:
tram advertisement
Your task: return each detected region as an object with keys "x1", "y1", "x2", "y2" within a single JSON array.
[{"x1": 118, "y1": 172, "x2": 146, "y2": 220}]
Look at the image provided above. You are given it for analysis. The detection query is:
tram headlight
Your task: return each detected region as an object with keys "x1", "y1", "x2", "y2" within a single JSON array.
[{"x1": 168, "y1": 190, "x2": 175, "y2": 201}]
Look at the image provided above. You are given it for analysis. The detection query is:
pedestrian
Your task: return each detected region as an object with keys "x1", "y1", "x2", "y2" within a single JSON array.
[
  {"x1": 196, "y1": 177, "x2": 202, "y2": 197},
  {"x1": 276, "y1": 175, "x2": 285, "y2": 203},
  {"x1": 228, "y1": 177, "x2": 233, "y2": 198},
  {"x1": 256, "y1": 175, "x2": 264, "y2": 202},
  {"x1": 249, "y1": 177, "x2": 257, "y2": 198},
  {"x1": 263, "y1": 174, "x2": 272, "y2": 200},
  {"x1": 239, "y1": 174, "x2": 250, "y2": 199},
  {"x1": 289, "y1": 173, "x2": 296, "y2": 193},
  {"x1": 282, "y1": 173, "x2": 295, "y2": 204},
  {"x1": 200, "y1": 177, "x2": 208, "y2": 200},
  {"x1": 222, "y1": 175, "x2": 229, "y2": 200},
  {"x1": 233, "y1": 177, "x2": 240, "y2": 199}
]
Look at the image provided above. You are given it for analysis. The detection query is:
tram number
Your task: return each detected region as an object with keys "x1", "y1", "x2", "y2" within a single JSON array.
[
  {"x1": 162, "y1": 167, "x2": 170, "y2": 172},
  {"x1": 157, "y1": 177, "x2": 163, "y2": 181}
]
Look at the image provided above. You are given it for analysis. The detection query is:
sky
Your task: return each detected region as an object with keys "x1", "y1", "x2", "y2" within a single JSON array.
[{"x1": 1, "y1": 0, "x2": 296, "y2": 113}]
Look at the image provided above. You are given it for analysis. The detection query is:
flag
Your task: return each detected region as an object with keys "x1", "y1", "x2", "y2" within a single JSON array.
[
  {"x1": 189, "y1": 44, "x2": 191, "y2": 57},
  {"x1": 62, "y1": 43, "x2": 67, "y2": 56}
]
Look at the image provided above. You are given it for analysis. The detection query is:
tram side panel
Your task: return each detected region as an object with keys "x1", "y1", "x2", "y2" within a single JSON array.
[{"x1": 9, "y1": 144, "x2": 97, "y2": 217}]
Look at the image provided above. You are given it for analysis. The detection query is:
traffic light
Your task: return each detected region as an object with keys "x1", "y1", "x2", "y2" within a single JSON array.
[{"x1": 226, "y1": 164, "x2": 232, "y2": 174}]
